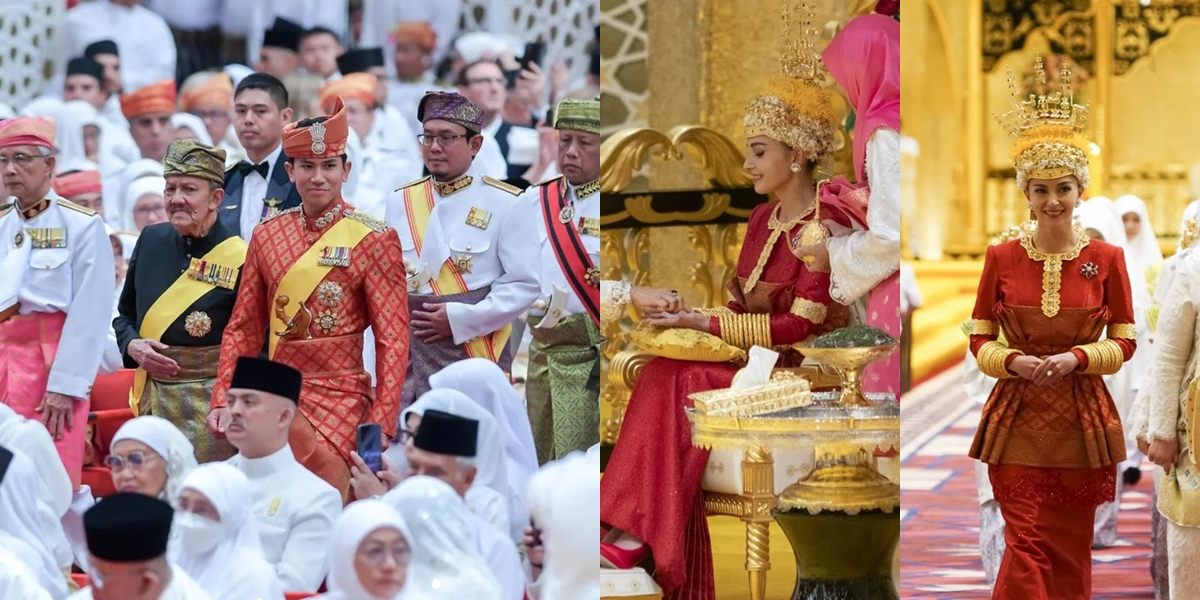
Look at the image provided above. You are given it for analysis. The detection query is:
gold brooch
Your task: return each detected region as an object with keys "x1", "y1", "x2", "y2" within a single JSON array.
[
  {"x1": 455, "y1": 255, "x2": 473, "y2": 274},
  {"x1": 1081, "y1": 262, "x2": 1099, "y2": 279},
  {"x1": 559, "y1": 203, "x2": 575, "y2": 224},
  {"x1": 586, "y1": 267, "x2": 600, "y2": 288},
  {"x1": 310, "y1": 121, "x2": 327, "y2": 155},
  {"x1": 316, "y1": 281, "x2": 344, "y2": 306},
  {"x1": 184, "y1": 311, "x2": 213, "y2": 337},
  {"x1": 13, "y1": 231, "x2": 23, "y2": 248},
  {"x1": 316, "y1": 309, "x2": 339, "y2": 333}
]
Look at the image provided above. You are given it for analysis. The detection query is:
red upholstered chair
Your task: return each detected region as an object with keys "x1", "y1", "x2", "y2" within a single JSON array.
[
  {"x1": 70, "y1": 573, "x2": 89, "y2": 589},
  {"x1": 82, "y1": 369, "x2": 136, "y2": 498}
]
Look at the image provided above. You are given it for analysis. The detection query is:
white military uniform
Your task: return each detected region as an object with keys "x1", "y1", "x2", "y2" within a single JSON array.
[
  {"x1": 225, "y1": 444, "x2": 342, "y2": 592},
  {"x1": 0, "y1": 195, "x2": 114, "y2": 398},
  {"x1": 518, "y1": 176, "x2": 600, "y2": 325},
  {"x1": 470, "y1": 511, "x2": 525, "y2": 600},
  {"x1": 69, "y1": 565, "x2": 213, "y2": 599},
  {"x1": 385, "y1": 163, "x2": 541, "y2": 345}
]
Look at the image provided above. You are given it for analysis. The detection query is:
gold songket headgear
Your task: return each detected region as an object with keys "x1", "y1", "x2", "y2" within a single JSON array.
[
  {"x1": 994, "y1": 55, "x2": 1091, "y2": 190},
  {"x1": 743, "y1": 0, "x2": 837, "y2": 162}
]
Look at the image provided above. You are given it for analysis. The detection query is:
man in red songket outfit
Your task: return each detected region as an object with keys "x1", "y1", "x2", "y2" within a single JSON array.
[
  {"x1": 0, "y1": 117, "x2": 115, "y2": 489},
  {"x1": 208, "y1": 97, "x2": 410, "y2": 501}
]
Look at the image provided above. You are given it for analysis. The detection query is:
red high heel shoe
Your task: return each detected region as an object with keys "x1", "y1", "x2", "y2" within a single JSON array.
[{"x1": 601, "y1": 542, "x2": 650, "y2": 570}]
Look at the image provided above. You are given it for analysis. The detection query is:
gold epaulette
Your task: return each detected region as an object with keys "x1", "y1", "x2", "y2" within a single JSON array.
[
  {"x1": 394, "y1": 175, "x2": 431, "y2": 192},
  {"x1": 345, "y1": 209, "x2": 388, "y2": 233},
  {"x1": 57, "y1": 199, "x2": 97, "y2": 216},
  {"x1": 264, "y1": 206, "x2": 301, "y2": 223},
  {"x1": 534, "y1": 174, "x2": 564, "y2": 187},
  {"x1": 482, "y1": 176, "x2": 522, "y2": 196}
]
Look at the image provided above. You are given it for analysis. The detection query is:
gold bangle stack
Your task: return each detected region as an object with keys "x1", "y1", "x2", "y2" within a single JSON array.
[
  {"x1": 1106, "y1": 322, "x2": 1137, "y2": 340},
  {"x1": 1075, "y1": 339, "x2": 1125, "y2": 375},
  {"x1": 718, "y1": 312, "x2": 773, "y2": 350},
  {"x1": 977, "y1": 341, "x2": 1020, "y2": 379}
]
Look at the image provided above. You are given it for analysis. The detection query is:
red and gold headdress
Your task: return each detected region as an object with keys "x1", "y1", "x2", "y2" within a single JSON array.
[{"x1": 994, "y1": 55, "x2": 1091, "y2": 190}]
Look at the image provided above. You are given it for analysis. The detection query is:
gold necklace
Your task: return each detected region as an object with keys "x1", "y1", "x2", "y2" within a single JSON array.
[
  {"x1": 1019, "y1": 224, "x2": 1089, "y2": 318},
  {"x1": 744, "y1": 202, "x2": 816, "y2": 293}
]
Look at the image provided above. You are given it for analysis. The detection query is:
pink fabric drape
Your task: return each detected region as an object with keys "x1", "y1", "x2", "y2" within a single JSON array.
[{"x1": 822, "y1": 13, "x2": 900, "y2": 183}]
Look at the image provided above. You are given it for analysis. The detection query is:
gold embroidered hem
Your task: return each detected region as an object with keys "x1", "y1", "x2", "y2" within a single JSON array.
[
  {"x1": 1106, "y1": 322, "x2": 1137, "y2": 340},
  {"x1": 791, "y1": 297, "x2": 826, "y2": 324},
  {"x1": 718, "y1": 312, "x2": 772, "y2": 350},
  {"x1": 1019, "y1": 226, "x2": 1089, "y2": 318},
  {"x1": 977, "y1": 341, "x2": 1020, "y2": 379},
  {"x1": 1074, "y1": 339, "x2": 1124, "y2": 375},
  {"x1": 970, "y1": 319, "x2": 999, "y2": 336}
]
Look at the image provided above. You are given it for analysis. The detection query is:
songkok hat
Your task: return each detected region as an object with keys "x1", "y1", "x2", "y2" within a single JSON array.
[
  {"x1": 0, "y1": 117, "x2": 55, "y2": 150},
  {"x1": 84, "y1": 493, "x2": 173, "y2": 562},
  {"x1": 554, "y1": 97, "x2": 599, "y2": 134},
  {"x1": 84, "y1": 39, "x2": 118, "y2": 59},
  {"x1": 179, "y1": 73, "x2": 233, "y2": 112},
  {"x1": 121, "y1": 80, "x2": 177, "y2": 120},
  {"x1": 163, "y1": 139, "x2": 226, "y2": 186},
  {"x1": 66, "y1": 57, "x2": 104, "y2": 84},
  {"x1": 336, "y1": 48, "x2": 385, "y2": 75},
  {"x1": 230, "y1": 357, "x2": 302, "y2": 404},
  {"x1": 53, "y1": 170, "x2": 102, "y2": 199},
  {"x1": 263, "y1": 17, "x2": 306, "y2": 52},
  {"x1": 282, "y1": 98, "x2": 349, "y2": 159},
  {"x1": 417, "y1": 92, "x2": 484, "y2": 135},
  {"x1": 392, "y1": 22, "x2": 437, "y2": 53},
  {"x1": 413, "y1": 409, "x2": 478, "y2": 457},
  {"x1": 320, "y1": 73, "x2": 375, "y2": 112}
]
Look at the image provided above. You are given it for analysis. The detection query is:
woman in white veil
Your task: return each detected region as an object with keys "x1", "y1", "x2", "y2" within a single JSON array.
[
  {"x1": 524, "y1": 451, "x2": 599, "y2": 600},
  {"x1": 171, "y1": 112, "x2": 214, "y2": 145},
  {"x1": 399, "y1": 389, "x2": 515, "y2": 541},
  {"x1": 0, "y1": 445, "x2": 71, "y2": 599},
  {"x1": 384, "y1": 476, "x2": 502, "y2": 600},
  {"x1": 316, "y1": 500, "x2": 412, "y2": 600}
]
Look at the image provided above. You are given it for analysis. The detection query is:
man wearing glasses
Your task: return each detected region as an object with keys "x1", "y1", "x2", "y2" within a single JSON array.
[
  {"x1": 0, "y1": 116, "x2": 115, "y2": 492},
  {"x1": 386, "y1": 91, "x2": 540, "y2": 409}
]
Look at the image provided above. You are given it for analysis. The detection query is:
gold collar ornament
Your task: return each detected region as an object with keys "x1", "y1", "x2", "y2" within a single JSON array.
[
  {"x1": 434, "y1": 174, "x2": 473, "y2": 197},
  {"x1": 575, "y1": 180, "x2": 599, "y2": 199},
  {"x1": 18, "y1": 199, "x2": 50, "y2": 221},
  {"x1": 1019, "y1": 225, "x2": 1089, "y2": 318}
]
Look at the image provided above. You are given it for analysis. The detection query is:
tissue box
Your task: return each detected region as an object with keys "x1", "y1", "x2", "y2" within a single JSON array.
[{"x1": 690, "y1": 371, "x2": 813, "y2": 417}]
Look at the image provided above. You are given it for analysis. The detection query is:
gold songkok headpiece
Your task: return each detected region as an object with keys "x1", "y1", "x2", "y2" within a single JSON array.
[
  {"x1": 743, "y1": 0, "x2": 837, "y2": 161},
  {"x1": 994, "y1": 55, "x2": 1091, "y2": 190}
]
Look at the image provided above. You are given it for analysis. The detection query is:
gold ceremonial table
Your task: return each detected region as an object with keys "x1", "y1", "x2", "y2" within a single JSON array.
[{"x1": 685, "y1": 391, "x2": 900, "y2": 600}]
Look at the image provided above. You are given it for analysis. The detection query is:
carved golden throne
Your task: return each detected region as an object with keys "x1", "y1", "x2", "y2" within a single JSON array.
[{"x1": 599, "y1": 126, "x2": 842, "y2": 600}]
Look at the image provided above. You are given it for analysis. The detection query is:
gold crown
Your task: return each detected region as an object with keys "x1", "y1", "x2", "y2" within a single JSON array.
[
  {"x1": 989, "y1": 220, "x2": 1037, "y2": 246},
  {"x1": 994, "y1": 55, "x2": 1092, "y2": 189},
  {"x1": 744, "y1": 0, "x2": 837, "y2": 161}
]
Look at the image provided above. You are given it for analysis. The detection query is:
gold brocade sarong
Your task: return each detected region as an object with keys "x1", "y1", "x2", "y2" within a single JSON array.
[
  {"x1": 527, "y1": 313, "x2": 602, "y2": 464},
  {"x1": 139, "y1": 345, "x2": 236, "y2": 463}
]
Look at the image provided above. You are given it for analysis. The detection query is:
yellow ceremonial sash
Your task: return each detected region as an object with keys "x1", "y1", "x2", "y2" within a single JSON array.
[
  {"x1": 269, "y1": 217, "x2": 374, "y2": 359},
  {"x1": 403, "y1": 179, "x2": 510, "y2": 362},
  {"x1": 130, "y1": 236, "x2": 248, "y2": 412}
]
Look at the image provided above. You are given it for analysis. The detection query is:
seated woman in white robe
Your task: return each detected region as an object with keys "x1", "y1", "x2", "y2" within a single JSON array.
[
  {"x1": 170, "y1": 463, "x2": 283, "y2": 600},
  {"x1": 314, "y1": 500, "x2": 412, "y2": 600},
  {"x1": 522, "y1": 451, "x2": 599, "y2": 600},
  {"x1": 0, "y1": 445, "x2": 71, "y2": 599}
]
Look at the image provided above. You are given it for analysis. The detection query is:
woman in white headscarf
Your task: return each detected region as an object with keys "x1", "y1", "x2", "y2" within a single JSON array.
[
  {"x1": 384, "y1": 476, "x2": 502, "y2": 600},
  {"x1": 108, "y1": 416, "x2": 198, "y2": 502},
  {"x1": 171, "y1": 112, "x2": 214, "y2": 145},
  {"x1": 56, "y1": 100, "x2": 103, "y2": 170},
  {"x1": 123, "y1": 174, "x2": 168, "y2": 234},
  {"x1": 0, "y1": 445, "x2": 71, "y2": 599},
  {"x1": 0, "y1": 544, "x2": 53, "y2": 600},
  {"x1": 523, "y1": 451, "x2": 599, "y2": 600},
  {"x1": 398, "y1": 389, "x2": 514, "y2": 540},
  {"x1": 429, "y1": 359, "x2": 537, "y2": 537},
  {"x1": 170, "y1": 463, "x2": 283, "y2": 599},
  {"x1": 315, "y1": 500, "x2": 412, "y2": 600},
  {"x1": 1114, "y1": 194, "x2": 1165, "y2": 274}
]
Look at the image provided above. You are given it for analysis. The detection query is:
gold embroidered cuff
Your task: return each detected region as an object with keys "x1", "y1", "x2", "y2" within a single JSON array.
[
  {"x1": 791, "y1": 298, "x2": 827, "y2": 324},
  {"x1": 1075, "y1": 339, "x2": 1126, "y2": 375},
  {"x1": 717, "y1": 312, "x2": 773, "y2": 350},
  {"x1": 970, "y1": 319, "x2": 999, "y2": 336},
  {"x1": 977, "y1": 341, "x2": 1021, "y2": 379},
  {"x1": 1106, "y1": 323, "x2": 1137, "y2": 340}
]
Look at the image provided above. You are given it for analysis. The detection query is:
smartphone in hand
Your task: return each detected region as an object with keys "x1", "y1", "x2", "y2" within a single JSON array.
[
  {"x1": 357, "y1": 423, "x2": 383, "y2": 473},
  {"x1": 522, "y1": 41, "x2": 545, "y2": 71},
  {"x1": 529, "y1": 519, "x2": 543, "y2": 547}
]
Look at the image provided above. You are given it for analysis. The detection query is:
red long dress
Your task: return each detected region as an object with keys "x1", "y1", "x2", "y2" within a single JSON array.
[
  {"x1": 968, "y1": 234, "x2": 1135, "y2": 600},
  {"x1": 601, "y1": 200, "x2": 852, "y2": 600}
]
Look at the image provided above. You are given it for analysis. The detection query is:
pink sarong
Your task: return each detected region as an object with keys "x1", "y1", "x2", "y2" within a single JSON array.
[
  {"x1": 0, "y1": 312, "x2": 90, "y2": 488},
  {"x1": 863, "y1": 270, "x2": 901, "y2": 397}
]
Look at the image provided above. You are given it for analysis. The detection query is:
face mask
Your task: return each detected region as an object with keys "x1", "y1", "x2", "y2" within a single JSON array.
[{"x1": 173, "y1": 512, "x2": 224, "y2": 555}]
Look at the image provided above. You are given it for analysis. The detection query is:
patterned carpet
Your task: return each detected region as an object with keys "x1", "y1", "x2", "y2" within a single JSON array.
[{"x1": 900, "y1": 364, "x2": 1156, "y2": 599}]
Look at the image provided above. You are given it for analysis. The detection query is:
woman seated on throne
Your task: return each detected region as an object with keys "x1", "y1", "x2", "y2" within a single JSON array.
[{"x1": 598, "y1": 48, "x2": 859, "y2": 599}]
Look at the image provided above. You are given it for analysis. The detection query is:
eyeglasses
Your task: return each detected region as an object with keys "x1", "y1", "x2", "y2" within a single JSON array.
[
  {"x1": 360, "y1": 543, "x2": 411, "y2": 566},
  {"x1": 105, "y1": 450, "x2": 161, "y2": 473},
  {"x1": 466, "y1": 77, "x2": 505, "y2": 87},
  {"x1": 0, "y1": 153, "x2": 50, "y2": 168},
  {"x1": 396, "y1": 429, "x2": 416, "y2": 444},
  {"x1": 417, "y1": 134, "x2": 468, "y2": 147}
]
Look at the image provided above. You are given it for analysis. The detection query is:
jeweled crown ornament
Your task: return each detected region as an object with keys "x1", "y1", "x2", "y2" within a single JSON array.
[
  {"x1": 993, "y1": 55, "x2": 1092, "y2": 189},
  {"x1": 309, "y1": 121, "x2": 327, "y2": 155}
]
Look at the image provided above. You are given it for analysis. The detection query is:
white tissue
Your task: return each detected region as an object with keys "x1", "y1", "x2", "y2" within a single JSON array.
[{"x1": 730, "y1": 346, "x2": 780, "y2": 389}]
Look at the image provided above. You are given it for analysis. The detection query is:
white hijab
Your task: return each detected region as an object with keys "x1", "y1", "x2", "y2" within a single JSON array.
[
  {"x1": 525, "y1": 452, "x2": 600, "y2": 600},
  {"x1": 399, "y1": 390, "x2": 512, "y2": 534},
  {"x1": 1113, "y1": 194, "x2": 1164, "y2": 272},
  {"x1": 58, "y1": 101, "x2": 103, "y2": 171},
  {"x1": 384, "y1": 477, "x2": 502, "y2": 600},
  {"x1": 111, "y1": 416, "x2": 199, "y2": 502},
  {"x1": 0, "y1": 544, "x2": 53, "y2": 600},
  {"x1": 171, "y1": 112, "x2": 214, "y2": 145},
  {"x1": 0, "y1": 405, "x2": 74, "y2": 571},
  {"x1": 1078, "y1": 196, "x2": 1151, "y2": 311},
  {"x1": 123, "y1": 174, "x2": 167, "y2": 232},
  {"x1": 170, "y1": 463, "x2": 280, "y2": 599},
  {"x1": 324, "y1": 500, "x2": 412, "y2": 600},
  {"x1": 0, "y1": 446, "x2": 69, "y2": 599}
]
